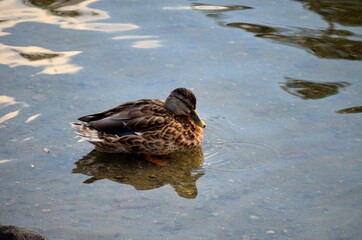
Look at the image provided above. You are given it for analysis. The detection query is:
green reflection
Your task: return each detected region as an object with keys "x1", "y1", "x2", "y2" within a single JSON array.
[
  {"x1": 23, "y1": 0, "x2": 87, "y2": 17},
  {"x1": 19, "y1": 52, "x2": 60, "y2": 61},
  {"x1": 297, "y1": 0, "x2": 362, "y2": 26},
  {"x1": 227, "y1": 22, "x2": 277, "y2": 34},
  {"x1": 194, "y1": 1, "x2": 362, "y2": 60},
  {"x1": 23, "y1": 0, "x2": 84, "y2": 8},
  {"x1": 0, "y1": 44, "x2": 82, "y2": 74},
  {"x1": 191, "y1": 3, "x2": 252, "y2": 12},
  {"x1": 191, "y1": 3, "x2": 252, "y2": 20},
  {"x1": 72, "y1": 147, "x2": 205, "y2": 199},
  {"x1": 280, "y1": 77, "x2": 350, "y2": 100},
  {"x1": 336, "y1": 106, "x2": 362, "y2": 114},
  {"x1": 3, "y1": 0, "x2": 140, "y2": 33},
  {"x1": 226, "y1": 22, "x2": 362, "y2": 60}
]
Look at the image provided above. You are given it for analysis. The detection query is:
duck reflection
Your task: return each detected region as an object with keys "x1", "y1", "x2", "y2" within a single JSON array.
[
  {"x1": 72, "y1": 147, "x2": 205, "y2": 199},
  {"x1": 280, "y1": 77, "x2": 350, "y2": 100},
  {"x1": 192, "y1": 1, "x2": 362, "y2": 60}
]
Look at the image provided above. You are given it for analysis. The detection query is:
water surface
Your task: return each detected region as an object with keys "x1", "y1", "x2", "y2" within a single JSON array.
[{"x1": 1, "y1": 0, "x2": 361, "y2": 239}]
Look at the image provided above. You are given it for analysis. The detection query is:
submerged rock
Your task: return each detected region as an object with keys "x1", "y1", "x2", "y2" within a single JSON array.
[{"x1": 0, "y1": 225, "x2": 47, "y2": 240}]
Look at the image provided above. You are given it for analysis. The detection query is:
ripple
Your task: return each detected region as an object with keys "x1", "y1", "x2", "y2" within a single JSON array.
[
  {"x1": 203, "y1": 139, "x2": 280, "y2": 172},
  {"x1": 201, "y1": 116, "x2": 280, "y2": 172},
  {"x1": 0, "y1": 0, "x2": 139, "y2": 36}
]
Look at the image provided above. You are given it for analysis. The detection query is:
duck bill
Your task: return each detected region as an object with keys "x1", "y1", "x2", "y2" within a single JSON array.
[{"x1": 191, "y1": 111, "x2": 206, "y2": 128}]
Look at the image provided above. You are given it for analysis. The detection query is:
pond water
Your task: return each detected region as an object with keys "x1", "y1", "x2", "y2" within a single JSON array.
[{"x1": 1, "y1": 0, "x2": 361, "y2": 239}]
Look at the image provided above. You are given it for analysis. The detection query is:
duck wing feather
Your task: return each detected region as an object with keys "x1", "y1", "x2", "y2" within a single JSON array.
[{"x1": 78, "y1": 99, "x2": 170, "y2": 135}]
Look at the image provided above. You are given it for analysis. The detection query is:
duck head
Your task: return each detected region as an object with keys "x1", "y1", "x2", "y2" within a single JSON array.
[{"x1": 165, "y1": 88, "x2": 206, "y2": 128}]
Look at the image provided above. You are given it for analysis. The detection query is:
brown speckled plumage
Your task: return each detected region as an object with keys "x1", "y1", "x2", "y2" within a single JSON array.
[{"x1": 71, "y1": 88, "x2": 205, "y2": 155}]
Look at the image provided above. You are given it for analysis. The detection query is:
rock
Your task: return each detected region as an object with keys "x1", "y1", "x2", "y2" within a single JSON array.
[
  {"x1": 0, "y1": 225, "x2": 47, "y2": 240},
  {"x1": 43, "y1": 148, "x2": 50, "y2": 153}
]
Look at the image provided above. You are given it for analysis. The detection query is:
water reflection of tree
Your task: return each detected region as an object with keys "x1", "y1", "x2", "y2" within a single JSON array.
[
  {"x1": 297, "y1": 0, "x2": 362, "y2": 26},
  {"x1": 72, "y1": 147, "x2": 205, "y2": 199},
  {"x1": 190, "y1": 3, "x2": 252, "y2": 19},
  {"x1": 23, "y1": 0, "x2": 87, "y2": 17},
  {"x1": 192, "y1": 1, "x2": 362, "y2": 60},
  {"x1": 226, "y1": 22, "x2": 362, "y2": 60},
  {"x1": 336, "y1": 106, "x2": 362, "y2": 114},
  {"x1": 280, "y1": 77, "x2": 350, "y2": 100},
  {"x1": 293, "y1": 0, "x2": 362, "y2": 59}
]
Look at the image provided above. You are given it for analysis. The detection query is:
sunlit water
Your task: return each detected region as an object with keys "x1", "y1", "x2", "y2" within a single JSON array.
[{"x1": 1, "y1": 0, "x2": 361, "y2": 239}]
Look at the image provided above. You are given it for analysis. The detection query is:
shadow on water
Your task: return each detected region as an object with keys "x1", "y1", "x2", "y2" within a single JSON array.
[
  {"x1": 280, "y1": 77, "x2": 350, "y2": 100},
  {"x1": 72, "y1": 147, "x2": 205, "y2": 199},
  {"x1": 192, "y1": 1, "x2": 362, "y2": 60}
]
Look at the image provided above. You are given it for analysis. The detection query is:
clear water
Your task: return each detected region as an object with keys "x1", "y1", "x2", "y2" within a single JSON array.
[{"x1": 1, "y1": 0, "x2": 361, "y2": 239}]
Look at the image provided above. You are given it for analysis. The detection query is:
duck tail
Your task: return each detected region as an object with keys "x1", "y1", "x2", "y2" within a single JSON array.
[{"x1": 70, "y1": 122, "x2": 104, "y2": 143}]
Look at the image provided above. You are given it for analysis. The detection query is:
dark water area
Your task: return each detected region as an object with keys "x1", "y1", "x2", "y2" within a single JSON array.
[{"x1": 1, "y1": 0, "x2": 361, "y2": 239}]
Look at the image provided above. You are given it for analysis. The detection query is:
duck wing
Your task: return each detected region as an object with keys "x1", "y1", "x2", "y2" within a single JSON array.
[{"x1": 78, "y1": 99, "x2": 170, "y2": 135}]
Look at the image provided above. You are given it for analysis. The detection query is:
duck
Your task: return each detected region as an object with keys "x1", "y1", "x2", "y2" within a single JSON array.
[{"x1": 71, "y1": 88, "x2": 206, "y2": 165}]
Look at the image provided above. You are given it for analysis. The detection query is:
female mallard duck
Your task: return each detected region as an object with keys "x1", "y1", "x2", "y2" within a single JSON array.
[{"x1": 71, "y1": 88, "x2": 205, "y2": 164}]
